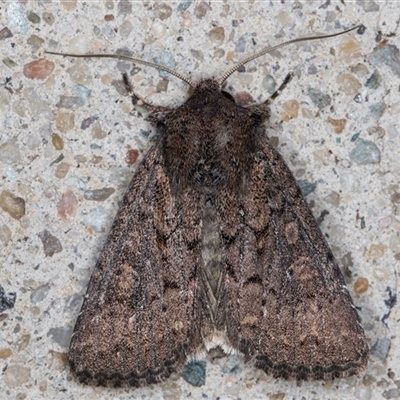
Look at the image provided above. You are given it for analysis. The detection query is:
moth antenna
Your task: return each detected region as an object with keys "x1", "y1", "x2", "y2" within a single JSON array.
[
  {"x1": 44, "y1": 50, "x2": 196, "y2": 88},
  {"x1": 218, "y1": 24, "x2": 365, "y2": 85}
]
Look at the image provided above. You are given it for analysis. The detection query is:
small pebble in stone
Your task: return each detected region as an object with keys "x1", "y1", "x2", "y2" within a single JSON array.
[
  {"x1": 140, "y1": 129, "x2": 151, "y2": 138},
  {"x1": 327, "y1": 117, "x2": 347, "y2": 134},
  {"x1": 349, "y1": 139, "x2": 381, "y2": 165},
  {"x1": 369, "y1": 44, "x2": 400, "y2": 79},
  {"x1": 48, "y1": 350, "x2": 68, "y2": 369},
  {"x1": 181, "y1": 17, "x2": 192, "y2": 28},
  {"x1": 56, "y1": 95, "x2": 84, "y2": 110},
  {"x1": 30, "y1": 283, "x2": 51, "y2": 304},
  {"x1": 23, "y1": 88, "x2": 53, "y2": 118},
  {"x1": 0, "y1": 348, "x2": 12, "y2": 359},
  {"x1": 351, "y1": 132, "x2": 361, "y2": 142},
  {"x1": 190, "y1": 49, "x2": 204, "y2": 62},
  {"x1": 0, "y1": 27, "x2": 13, "y2": 40},
  {"x1": 23, "y1": 58, "x2": 54, "y2": 80},
  {"x1": 338, "y1": 37, "x2": 362, "y2": 63},
  {"x1": 194, "y1": 1, "x2": 211, "y2": 18},
  {"x1": 84, "y1": 187, "x2": 115, "y2": 201},
  {"x1": 297, "y1": 180, "x2": 316, "y2": 196},
  {"x1": 0, "y1": 140, "x2": 21, "y2": 164},
  {"x1": 341, "y1": 253, "x2": 353, "y2": 279},
  {"x1": 7, "y1": 2, "x2": 28, "y2": 34},
  {"x1": 363, "y1": 374, "x2": 376, "y2": 386},
  {"x1": 281, "y1": 99, "x2": 299, "y2": 121},
  {"x1": 177, "y1": 0, "x2": 192, "y2": 12},
  {"x1": 180, "y1": 360, "x2": 206, "y2": 387},
  {"x1": 373, "y1": 268, "x2": 388, "y2": 281},
  {"x1": 57, "y1": 190, "x2": 78, "y2": 219},
  {"x1": 308, "y1": 87, "x2": 331, "y2": 109},
  {"x1": 383, "y1": 388, "x2": 400, "y2": 399},
  {"x1": 81, "y1": 115, "x2": 99, "y2": 130},
  {"x1": 83, "y1": 206, "x2": 109, "y2": 232},
  {"x1": 55, "y1": 162, "x2": 70, "y2": 179},
  {"x1": 38, "y1": 230, "x2": 63, "y2": 257},
  {"x1": 154, "y1": 3, "x2": 172, "y2": 20},
  {"x1": 73, "y1": 84, "x2": 91, "y2": 98},
  {"x1": 91, "y1": 122, "x2": 107, "y2": 139},
  {"x1": 27, "y1": 11, "x2": 41, "y2": 24},
  {"x1": 111, "y1": 78, "x2": 130, "y2": 96},
  {"x1": 3, "y1": 364, "x2": 31, "y2": 387},
  {"x1": 0, "y1": 224, "x2": 12, "y2": 245},
  {"x1": 368, "y1": 102, "x2": 386, "y2": 121},
  {"x1": 353, "y1": 277, "x2": 369, "y2": 295},
  {"x1": 66, "y1": 60, "x2": 93, "y2": 86},
  {"x1": 64, "y1": 293, "x2": 83, "y2": 313},
  {"x1": 156, "y1": 78, "x2": 169, "y2": 93},
  {"x1": 269, "y1": 394, "x2": 286, "y2": 400},
  {"x1": 207, "y1": 26, "x2": 225, "y2": 43},
  {"x1": 370, "y1": 337, "x2": 391, "y2": 360},
  {"x1": 108, "y1": 167, "x2": 133, "y2": 188},
  {"x1": 354, "y1": 385, "x2": 372, "y2": 400},
  {"x1": 365, "y1": 70, "x2": 382, "y2": 89},
  {"x1": 47, "y1": 326, "x2": 73, "y2": 348},
  {"x1": 390, "y1": 192, "x2": 400, "y2": 204},
  {"x1": 0, "y1": 285, "x2": 16, "y2": 312},
  {"x1": 102, "y1": 25, "x2": 116, "y2": 39},
  {"x1": 3, "y1": 56, "x2": 16, "y2": 67},
  {"x1": 262, "y1": 75, "x2": 276, "y2": 94},
  {"x1": 235, "y1": 34, "x2": 248, "y2": 52},
  {"x1": 42, "y1": 11, "x2": 54, "y2": 25},
  {"x1": 27, "y1": 34, "x2": 44, "y2": 51},
  {"x1": 337, "y1": 73, "x2": 362, "y2": 96},
  {"x1": 324, "y1": 191, "x2": 340, "y2": 206},
  {"x1": 125, "y1": 148, "x2": 139, "y2": 165},
  {"x1": 378, "y1": 216, "x2": 392, "y2": 229},
  {"x1": 153, "y1": 52, "x2": 176, "y2": 79},
  {"x1": 117, "y1": 0, "x2": 132, "y2": 15},
  {"x1": 368, "y1": 125, "x2": 386, "y2": 139},
  {"x1": 308, "y1": 64, "x2": 318, "y2": 75},
  {"x1": 50, "y1": 153, "x2": 65, "y2": 167},
  {"x1": 51, "y1": 133, "x2": 64, "y2": 150},
  {"x1": 119, "y1": 19, "x2": 133, "y2": 37},
  {"x1": 91, "y1": 156, "x2": 103, "y2": 164},
  {"x1": 0, "y1": 190, "x2": 25, "y2": 219},
  {"x1": 55, "y1": 111, "x2": 75, "y2": 132}
]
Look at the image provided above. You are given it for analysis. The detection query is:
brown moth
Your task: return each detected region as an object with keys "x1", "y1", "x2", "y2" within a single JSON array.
[{"x1": 47, "y1": 24, "x2": 368, "y2": 387}]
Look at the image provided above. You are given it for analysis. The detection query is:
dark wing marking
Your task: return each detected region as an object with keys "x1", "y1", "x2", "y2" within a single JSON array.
[
  {"x1": 69, "y1": 143, "x2": 203, "y2": 387},
  {"x1": 218, "y1": 136, "x2": 369, "y2": 380}
]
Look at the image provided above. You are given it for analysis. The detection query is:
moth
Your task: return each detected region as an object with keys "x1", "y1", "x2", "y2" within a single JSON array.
[{"x1": 47, "y1": 24, "x2": 369, "y2": 387}]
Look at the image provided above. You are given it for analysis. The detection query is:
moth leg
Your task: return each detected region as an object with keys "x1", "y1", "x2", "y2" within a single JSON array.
[
  {"x1": 122, "y1": 72, "x2": 173, "y2": 120},
  {"x1": 265, "y1": 72, "x2": 293, "y2": 105}
]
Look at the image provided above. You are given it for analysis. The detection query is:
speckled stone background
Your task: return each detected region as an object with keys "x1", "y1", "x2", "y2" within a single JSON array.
[{"x1": 1, "y1": 1, "x2": 399, "y2": 399}]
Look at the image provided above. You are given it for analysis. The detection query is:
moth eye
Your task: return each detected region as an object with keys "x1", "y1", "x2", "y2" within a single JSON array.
[{"x1": 221, "y1": 90, "x2": 235, "y2": 103}]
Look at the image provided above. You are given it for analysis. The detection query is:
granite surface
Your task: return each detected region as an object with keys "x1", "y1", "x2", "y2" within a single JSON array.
[{"x1": 1, "y1": 1, "x2": 399, "y2": 399}]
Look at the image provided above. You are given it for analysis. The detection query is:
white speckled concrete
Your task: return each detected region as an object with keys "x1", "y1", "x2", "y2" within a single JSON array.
[{"x1": 1, "y1": 1, "x2": 399, "y2": 399}]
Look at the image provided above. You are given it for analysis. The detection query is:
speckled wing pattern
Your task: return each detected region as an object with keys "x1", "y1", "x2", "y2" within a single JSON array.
[
  {"x1": 218, "y1": 134, "x2": 369, "y2": 380},
  {"x1": 69, "y1": 144, "x2": 204, "y2": 387},
  {"x1": 69, "y1": 78, "x2": 368, "y2": 387}
]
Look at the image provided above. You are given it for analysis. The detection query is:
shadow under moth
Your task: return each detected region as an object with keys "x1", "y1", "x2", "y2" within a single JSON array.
[{"x1": 47, "y1": 24, "x2": 369, "y2": 387}]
